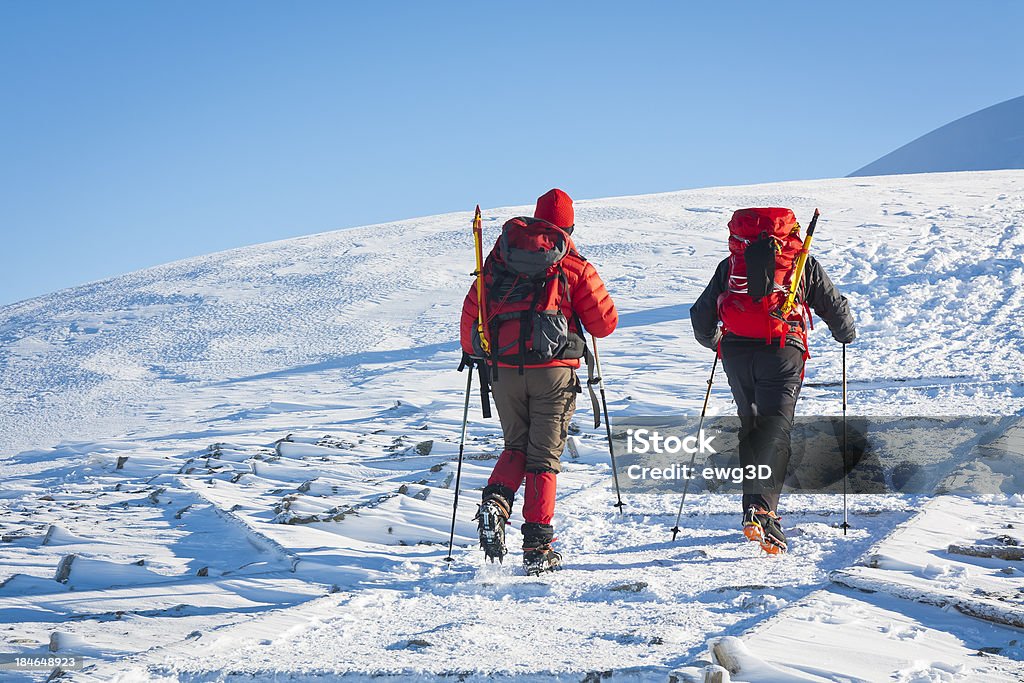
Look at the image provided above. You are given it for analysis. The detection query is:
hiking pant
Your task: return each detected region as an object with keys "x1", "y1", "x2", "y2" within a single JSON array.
[
  {"x1": 491, "y1": 366, "x2": 578, "y2": 474},
  {"x1": 485, "y1": 366, "x2": 578, "y2": 534},
  {"x1": 720, "y1": 343, "x2": 804, "y2": 514}
]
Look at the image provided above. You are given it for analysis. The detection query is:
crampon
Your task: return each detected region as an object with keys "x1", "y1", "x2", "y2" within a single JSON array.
[
  {"x1": 475, "y1": 494, "x2": 511, "y2": 562},
  {"x1": 522, "y1": 543, "x2": 562, "y2": 576},
  {"x1": 743, "y1": 506, "x2": 788, "y2": 555}
]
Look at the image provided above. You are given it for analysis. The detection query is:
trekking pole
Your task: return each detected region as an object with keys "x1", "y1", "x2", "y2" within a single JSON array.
[
  {"x1": 591, "y1": 337, "x2": 626, "y2": 513},
  {"x1": 671, "y1": 355, "x2": 718, "y2": 541},
  {"x1": 840, "y1": 343, "x2": 850, "y2": 535},
  {"x1": 444, "y1": 362, "x2": 475, "y2": 564}
]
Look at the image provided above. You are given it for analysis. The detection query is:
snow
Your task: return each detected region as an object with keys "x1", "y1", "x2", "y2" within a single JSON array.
[
  {"x1": 749, "y1": 497, "x2": 1024, "y2": 682},
  {"x1": 850, "y1": 95, "x2": 1024, "y2": 177},
  {"x1": 1, "y1": 171, "x2": 1023, "y2": 680}
]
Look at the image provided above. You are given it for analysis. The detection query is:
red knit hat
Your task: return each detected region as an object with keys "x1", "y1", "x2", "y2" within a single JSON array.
[{"x1": 534, "y1": 188, "x2": 575, "y2": 229}]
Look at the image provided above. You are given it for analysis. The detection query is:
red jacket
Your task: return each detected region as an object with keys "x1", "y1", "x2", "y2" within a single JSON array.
[{"x1": 460, "y1": 226, "x2": 617, "y2": 369}]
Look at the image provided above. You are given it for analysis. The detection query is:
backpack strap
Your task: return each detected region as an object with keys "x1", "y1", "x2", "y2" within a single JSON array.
[
  {"x1": 458, "y1": 353, "x2": 492, "y2": 419},
  {"x1": 516, "y1": 276, "x2": 548, "y2": 375},
  {"x1": 556, "y1": 265, "x2": 570, "y2": 310},
  {"x1": 490, "y1": 316, "x2": 501, "y2": 381},
  {"x1": 573, "y1": 312, "x2": 602, "y2": 428},
  {"x1": 517, "y1": 309, "x2": 530, "y2": 376},
  {"x1": 477, "y1": 360, "x2": 492, "y2": 418},
  {"x1": 556, "y1": 260, "x2": 599, "y2": 425}
]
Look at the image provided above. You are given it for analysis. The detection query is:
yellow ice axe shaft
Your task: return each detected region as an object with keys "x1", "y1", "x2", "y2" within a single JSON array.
[
  {"x1": 472, "y1": 205, "x2": 490, "y2": 354},
  {"x1": 781, "y1": 209, "x2": 820, "y2": 316}
]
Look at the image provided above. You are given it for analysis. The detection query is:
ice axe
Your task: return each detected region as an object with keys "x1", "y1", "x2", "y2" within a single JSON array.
[{"x1": 780, "y1": 208, "x2": 820, "y2": 317}]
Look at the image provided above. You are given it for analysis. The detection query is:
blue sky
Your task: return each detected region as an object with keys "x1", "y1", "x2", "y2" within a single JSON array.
[{"x1": 1, "y1": 1, "x2": 1022, "y2": 305}]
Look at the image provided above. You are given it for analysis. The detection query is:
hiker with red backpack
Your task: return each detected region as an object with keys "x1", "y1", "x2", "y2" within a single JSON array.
[
  {"x1": 460, "y1": 189, "x2": 618, "y2": 574},
  {"x1": 690, "y1": 208, "x2": 856, "y2": 554}
]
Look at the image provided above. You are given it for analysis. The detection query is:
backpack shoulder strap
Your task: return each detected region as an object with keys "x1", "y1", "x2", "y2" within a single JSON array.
[{"x1": 571, "y1": 311, "x2": 602, "y2": 428}]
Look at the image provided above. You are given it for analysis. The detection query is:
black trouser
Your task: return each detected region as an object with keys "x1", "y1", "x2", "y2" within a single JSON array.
[{"x1": 720, "y1": 342, "x2": 804, "y2": 514}]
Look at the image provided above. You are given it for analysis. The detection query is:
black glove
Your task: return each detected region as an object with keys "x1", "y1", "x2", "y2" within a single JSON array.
[{"x1": 833, "y1": 330, "x2": 856, "y2": 344}]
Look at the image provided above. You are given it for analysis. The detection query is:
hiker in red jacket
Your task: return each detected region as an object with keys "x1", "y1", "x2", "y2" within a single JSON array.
[
  {"x1": 690, "y1": 208, "x2": 856, "y2": 554},
  {"x1": 460, "y1": 188, "x2": 617, "y2": 574}
]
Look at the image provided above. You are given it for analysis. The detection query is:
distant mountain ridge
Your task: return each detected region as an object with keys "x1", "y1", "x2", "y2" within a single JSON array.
[{"x1": 850, "y1": 95, "x2": 1024, "y2": 177}]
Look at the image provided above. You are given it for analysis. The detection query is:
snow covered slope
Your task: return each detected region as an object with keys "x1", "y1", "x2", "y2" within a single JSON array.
[
  {"x1": 850, "y1": 95, "x2": 1024, "y2": 177},
  {"x1": 4, "y1": 170, "x2": 1023, "y2": 456},
  {"x1": 1, "y1": 171, "x2": 1023, "y2": 681}
]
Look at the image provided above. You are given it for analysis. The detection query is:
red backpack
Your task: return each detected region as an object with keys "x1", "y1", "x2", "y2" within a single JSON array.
[
  {"x1": 470, "y1": 217, "x2": 587, "y2": 372},
  {"x1": 717, "y1": 208, "x2": 811, "y2": 347}
]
